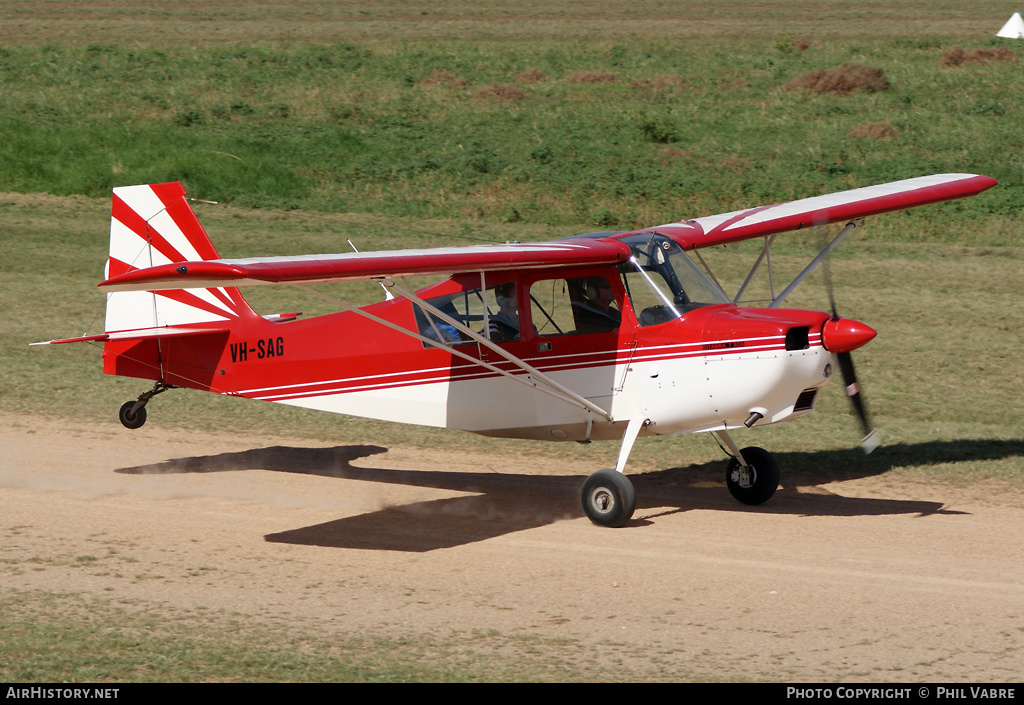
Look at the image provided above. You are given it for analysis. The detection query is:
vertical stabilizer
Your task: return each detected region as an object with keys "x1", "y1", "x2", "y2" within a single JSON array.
[{"x1": 104, "y1": 182, "x2": 257, "y2": 333}]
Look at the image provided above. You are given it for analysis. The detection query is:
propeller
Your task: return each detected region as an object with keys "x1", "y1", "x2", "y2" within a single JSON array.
[
  {"x1": 832, "y1": 339, "x2": 879, "y2": 453},
  {"x1": 818, "y1": 227, "x2": 879, "y2": 454}
]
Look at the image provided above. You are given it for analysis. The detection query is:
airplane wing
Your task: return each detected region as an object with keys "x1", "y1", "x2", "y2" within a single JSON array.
[
  {"x1": 98, "y1": 240, "x2": 633, "y2": 292},
  {"x1": 96, "y1": 173, "x2": 995, "y2": 293},
  {"x1": 658, "y1": 173, "x2": 997, "y2": 249}
]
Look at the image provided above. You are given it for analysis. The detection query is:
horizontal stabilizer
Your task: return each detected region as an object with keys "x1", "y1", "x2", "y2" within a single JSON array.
[
  {"x1": 32, "y1": 325, "x2": 230, "y2": 346},
  {"x1": 30, "y1": 334, "x2": 111, "y2": 346}
]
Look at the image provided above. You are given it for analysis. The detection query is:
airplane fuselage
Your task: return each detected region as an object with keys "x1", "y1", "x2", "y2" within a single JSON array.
[{"x1": 102, "y1": 265, "x2": 837, "y2": 443}]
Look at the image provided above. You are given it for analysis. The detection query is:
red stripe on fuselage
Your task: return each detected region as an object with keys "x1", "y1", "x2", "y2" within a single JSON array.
[{"x1": 231, "y1": 334, "x2": 822, "y2": 403}]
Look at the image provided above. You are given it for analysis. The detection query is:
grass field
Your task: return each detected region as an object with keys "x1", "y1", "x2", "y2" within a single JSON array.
[
  {"x1": 1, "y1": 2, "x2": 1021, "y2": 232},
  {"x1": 2, "y1": 0, "x2": 1023, "y2": 682}
]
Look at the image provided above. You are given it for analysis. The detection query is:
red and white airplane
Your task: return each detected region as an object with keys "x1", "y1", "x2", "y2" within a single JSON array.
[{"x1": 37, "y1": 173, "x2": 996, "y2": 526}]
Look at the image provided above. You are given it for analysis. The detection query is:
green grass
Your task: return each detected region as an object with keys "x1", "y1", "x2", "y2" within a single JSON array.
[
  {"x1": 3, "y1": 0, "x2": 1024, "y2": 683},
  {"x1": 0, "y1": 6, "x2": 1021, "y2": 232},
  {"x1": 1, "y1": 591, "x2": 641, "y2": 682}
]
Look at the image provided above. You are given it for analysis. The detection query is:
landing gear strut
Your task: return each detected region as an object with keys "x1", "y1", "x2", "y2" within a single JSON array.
[{"x1": 118, "y1": 382, "x2": 175, "y2": 430}]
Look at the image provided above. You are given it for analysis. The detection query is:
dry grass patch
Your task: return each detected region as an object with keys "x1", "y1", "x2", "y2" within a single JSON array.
[
  {"x1": 777, "y1": 38, "x2": 814, "y2": 53},
  {"x1": 629, "y1": 75, "x2": 688, "y2": 91},
  {"x1": 849, "y1": 122, "x2": 899, "y2": 140},
  {"x1": 566, "y1": 70, "x2": 619, "y2": 84},
  {"x1": 514, "y1": 68, "x2": 547, "y2": 83},
  {"x1": 784, "y1": 63, "x2": 890, "y2": 94},
  {"x1": 420, "y1": 69, "x2": 469, "y2": 88},
  {"x1": 657, "y1": 147, "x2": 692, "y2": 168},
  {"x1": 940, "y1": 46, "x2": 1019, "y2": 66},
  {"x1": 660, "y1": 147, "x2": 690, "y2": 159},
  {"x1": 475, "y1": 84, "x2": 527, "y2": 101}
]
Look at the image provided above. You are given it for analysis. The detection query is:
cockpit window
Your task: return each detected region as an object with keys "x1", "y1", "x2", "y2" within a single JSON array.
[
  {"x1": 528, "y1": 275, "x2": 621, "y2": 337},
  {"x1": 617, "y1": 233, "x2": 728, "y2": 326},
  {"x1": 415, "y1": 278, "x2": 520, "y2": 346}
]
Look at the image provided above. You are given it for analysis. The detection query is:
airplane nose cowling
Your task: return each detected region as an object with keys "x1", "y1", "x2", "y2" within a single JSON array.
[{"x1": 821, "y1": 317, "x2": 876, "y2": 353}]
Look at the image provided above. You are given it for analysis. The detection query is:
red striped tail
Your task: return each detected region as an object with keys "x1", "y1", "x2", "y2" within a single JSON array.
[{"x1": 104, "y1": 182, "x2": 258, "y2": 334}]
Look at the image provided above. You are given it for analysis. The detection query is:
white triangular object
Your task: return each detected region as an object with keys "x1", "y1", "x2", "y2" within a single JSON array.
[{"x1": 997, "y1": 12, "x2": 1024, "y2": 39}]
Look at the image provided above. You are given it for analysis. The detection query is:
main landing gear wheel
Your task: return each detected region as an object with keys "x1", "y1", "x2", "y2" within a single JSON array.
[
  {"x1": 118, "y1": 401, "x2": 148, "y2": 430},
  {"x1": 725, "y1": 446, "x2": 779, "y2": 506},
  {"x1": 581, "y1": 469, "x2": 636, "y2": 527}
]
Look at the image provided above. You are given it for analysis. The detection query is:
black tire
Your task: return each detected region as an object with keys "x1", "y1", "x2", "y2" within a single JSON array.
[
  {"x1": 118, "y1": 401, "x2": 147, "y2": 430},
  {"x1": 581, "y1": 469, "x2": 636, "y2": 527},
  {"x1": 725, "y1": 446, "x2": 779, "y2": 505}
]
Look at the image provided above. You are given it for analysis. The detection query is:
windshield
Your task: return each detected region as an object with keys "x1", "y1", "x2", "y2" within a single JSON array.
[{"x1": 617, "y1": 233, "x2": 728, "y2": 326}]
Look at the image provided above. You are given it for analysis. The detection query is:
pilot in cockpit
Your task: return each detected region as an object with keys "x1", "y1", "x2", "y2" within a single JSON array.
[
  {"x1": 572, "y1": 277, "x2": 621, "y2": 334},
  {"x1": 487, "y1": 281, "x2": 521, "y2": 342}
]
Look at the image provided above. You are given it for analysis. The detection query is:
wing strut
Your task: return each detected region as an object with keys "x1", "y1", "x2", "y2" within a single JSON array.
[
  {"x1": 732, "y1": 235, "x2": 777, "y2": 303},
  {"x1": 768, "y1": 220, "x2": 860, "y2": 308},
  {"x1": 295, "y1": 283, "x2": 613, "y2": 422},
  {"x1": 387, "y1": 280, "x2": 614, "y2": 421}
]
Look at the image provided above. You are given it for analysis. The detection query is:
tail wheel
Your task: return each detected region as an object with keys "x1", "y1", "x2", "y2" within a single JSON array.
[
  {"x1": 118, "y1": 401, "x2": 147, "y2": 430},
  {"x1": 581, "y1": 469, "x2": 636, "y2": 527},
  {"x1": 725, "y1": 446, "x2": 779, "y2": 505}
]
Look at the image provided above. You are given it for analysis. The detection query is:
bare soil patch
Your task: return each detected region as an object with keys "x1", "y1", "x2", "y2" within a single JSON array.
[
  {"x1": 514, "y1": 68, "x2": 548, "y2": 84},
  {"x1": 420, "y1": 70, "x2": 469, "y2": 88},
  {"x1": 940, "y1": 46, "x2": 1019, "y2": 67},
  {"x1": 784, "y1": 64, "x2": 890, "y2": 95},
  {"x1": 476, "y1": 84, "x2": 527, "y2": 101},
  {"x1": 565, "y1": 70, "x2": 619, "y2": 84},
  {"x1": 629, "y1": 75, "x2": 689, "y2": 91}
]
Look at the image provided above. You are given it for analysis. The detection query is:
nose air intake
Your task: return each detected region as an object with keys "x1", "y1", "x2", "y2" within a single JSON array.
[{"x1": 821, "y1": 317, "x2": 876, "y2": 354}]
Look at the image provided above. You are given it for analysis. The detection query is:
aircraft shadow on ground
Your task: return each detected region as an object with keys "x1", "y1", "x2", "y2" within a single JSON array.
[{"x1": 115, "y1": 438, "x2": 1024, "y2": 552}]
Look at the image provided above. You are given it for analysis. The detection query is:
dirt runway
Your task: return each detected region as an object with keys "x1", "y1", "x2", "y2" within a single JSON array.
[{"x1": 2, "y1": 411, "x2": 1022, "y2": 681}]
